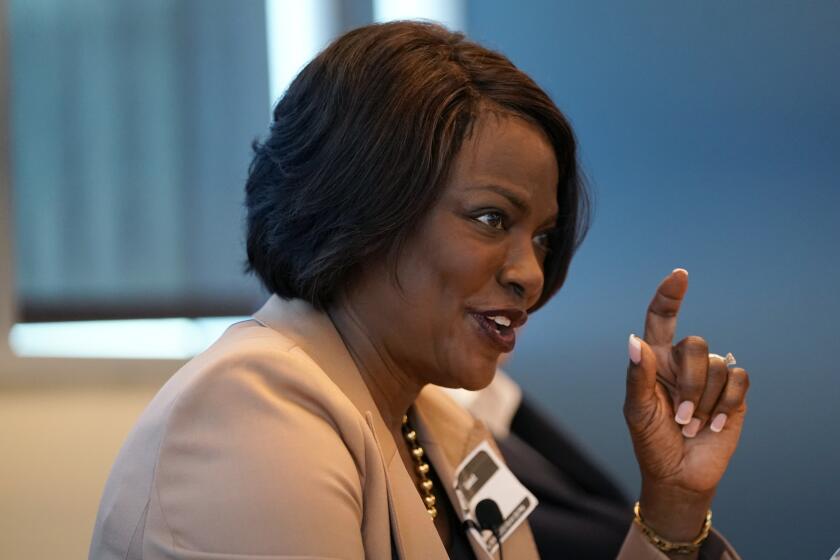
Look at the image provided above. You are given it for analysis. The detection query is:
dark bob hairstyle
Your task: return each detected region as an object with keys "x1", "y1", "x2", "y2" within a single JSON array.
[{"x1": 245, "y1": 21, "x2": 589, "y2": 311}]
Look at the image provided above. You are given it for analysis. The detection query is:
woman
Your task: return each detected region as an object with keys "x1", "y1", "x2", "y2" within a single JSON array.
[{"x1": 90, "y1": 21, "x2": 749, "y2": 559}]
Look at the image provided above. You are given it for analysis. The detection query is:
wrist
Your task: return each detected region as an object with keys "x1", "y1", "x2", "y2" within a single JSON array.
[{"x1": 639, "y1": 481, "x2": 714, "y2": 542}]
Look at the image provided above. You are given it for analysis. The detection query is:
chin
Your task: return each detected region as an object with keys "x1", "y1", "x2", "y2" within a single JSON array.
[{"x1": 454, "y1": 357, "x2": 498, "y2": 391}]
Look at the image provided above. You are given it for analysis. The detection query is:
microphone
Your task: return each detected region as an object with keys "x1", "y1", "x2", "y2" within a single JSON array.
[
  {"x1": 475, "y1": 498, "x2": 504, "y2": 532},
  {"x1": 463, "y1": 498, "x2": 505, "y2": 560}
]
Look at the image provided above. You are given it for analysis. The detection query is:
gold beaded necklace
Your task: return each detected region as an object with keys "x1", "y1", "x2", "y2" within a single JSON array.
[{"x1": 401, "y1": 414, "x2": 438, "y2": 519}]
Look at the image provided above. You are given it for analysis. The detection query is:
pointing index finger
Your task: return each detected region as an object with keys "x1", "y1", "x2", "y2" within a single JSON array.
[{"x1": 643, "y1": 268, "x2": 689, "y2": 347}]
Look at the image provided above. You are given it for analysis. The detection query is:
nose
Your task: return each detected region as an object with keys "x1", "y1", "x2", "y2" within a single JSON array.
[{"x1": 498, "y1": 236, "x2": 545, "y2": 308}]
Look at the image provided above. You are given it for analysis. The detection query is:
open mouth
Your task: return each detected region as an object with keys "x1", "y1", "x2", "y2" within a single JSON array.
[
  {"x1": 470, "y1": 312, "x2": 518, "y2": 353},
  {"x1": 484, "y1": 314, "x2": 512, "y2": 332}
]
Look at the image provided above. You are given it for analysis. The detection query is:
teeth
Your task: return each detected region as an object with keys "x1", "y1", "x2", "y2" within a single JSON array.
[{"x1": 488, "y1": 315, "x2": 511, "y2": 327}]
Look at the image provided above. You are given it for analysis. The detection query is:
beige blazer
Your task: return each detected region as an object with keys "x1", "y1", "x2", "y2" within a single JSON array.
[{"x1": 90, "y1": 296, "x2": 739, "y2": 559}]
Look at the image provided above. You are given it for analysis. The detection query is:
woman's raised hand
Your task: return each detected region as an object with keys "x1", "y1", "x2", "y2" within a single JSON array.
[{"x1": 623, "y1": 269, "x2": 750, "y2": 545}]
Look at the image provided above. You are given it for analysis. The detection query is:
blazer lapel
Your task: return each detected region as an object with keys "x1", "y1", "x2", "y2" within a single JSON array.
[
  {"x1": 253, "y1": 296, "x2": 447, "y2": 560},
  {"x1": 414, "y1": 386, "x2": 541, "y2": 560}
]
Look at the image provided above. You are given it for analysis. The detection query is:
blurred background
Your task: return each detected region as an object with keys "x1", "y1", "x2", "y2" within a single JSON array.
[{"x1": 1, "y1": 0, "x2": 838, "y2": 558}]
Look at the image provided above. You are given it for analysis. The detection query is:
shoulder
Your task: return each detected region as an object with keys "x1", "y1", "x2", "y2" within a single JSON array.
[
  {"x1": 147, "y1": 320, "x2": 370, "y2": 556},
  {"x1": 164, "y1": 319, "x2": 364, "y2": 432},
  {"x1": 157, "y1": 318, "x2": 371, "y2": 479}
]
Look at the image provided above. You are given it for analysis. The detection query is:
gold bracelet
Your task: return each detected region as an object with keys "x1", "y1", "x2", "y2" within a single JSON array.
[{"x1": 633, "y1": 501, "x2": 712, "y2": 555}]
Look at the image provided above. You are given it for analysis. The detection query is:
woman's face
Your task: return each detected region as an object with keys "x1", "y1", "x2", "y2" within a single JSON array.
[{"x1": 350, "y1": 110, "x2": 559, "y2": 390}]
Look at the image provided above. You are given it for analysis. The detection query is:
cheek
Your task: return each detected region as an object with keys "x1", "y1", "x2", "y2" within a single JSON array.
[
  {"x1": 390, "y1": 219, "x2": 505, "y2": 387},
  {"x1": 400, "y1": 229, "x2": 498, "y2": 307}
]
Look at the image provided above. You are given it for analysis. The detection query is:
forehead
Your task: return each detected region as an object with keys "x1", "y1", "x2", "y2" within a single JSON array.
[{"x1": 447, "y1": 111, "x2": 560, "y2": 216}]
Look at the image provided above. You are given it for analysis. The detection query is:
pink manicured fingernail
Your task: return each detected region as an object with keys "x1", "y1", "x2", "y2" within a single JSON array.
[
  {"x1": 628, "y1": 334, "x2": 641, "y2": 365},
  {"x1": 682, "y1": 417, "x2": 702, "y2": 438},
  {"x1": 675, "y1": 401, "x2": 695, "y2": 425},
  {"x1": 710, "y1": 413, "x2": 728, "y2": 433},
  {"x1": 672, "y1": 268, "x2": 688, "y2": 276}
]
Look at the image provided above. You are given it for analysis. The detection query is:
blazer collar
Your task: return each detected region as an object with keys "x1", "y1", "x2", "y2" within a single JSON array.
[
  {"x1": 253, "y1": 296, "x2": 396, "y2": 458},
  {"x1": 253, "y1": 296, "x2": 538, "y2": 560},
  {"x1": 253, "y1": 296, "x2": 447, "y2": 559}
]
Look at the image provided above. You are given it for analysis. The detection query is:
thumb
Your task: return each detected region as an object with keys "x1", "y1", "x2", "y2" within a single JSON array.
[{"x1": 625, "y1": 334, "x2": 658, "y2": 412}]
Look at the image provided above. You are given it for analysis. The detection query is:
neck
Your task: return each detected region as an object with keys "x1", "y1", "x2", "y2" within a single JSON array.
[{"x1": 327, "y1": 301, "x2": 424, "y2": 434}]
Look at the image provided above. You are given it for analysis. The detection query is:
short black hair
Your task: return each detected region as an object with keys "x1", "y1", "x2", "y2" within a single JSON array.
[{"x1": 245, "y1": 21, "x2": 590, "y2": 311}]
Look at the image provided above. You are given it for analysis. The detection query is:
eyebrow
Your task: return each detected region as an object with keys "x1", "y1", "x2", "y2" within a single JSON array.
[
  {"x1": 466, "y1": 183, "x2": 558, "y2": 226},
  {"x1": 466, "y1": 184, "x2": 528, "y2": 212}
]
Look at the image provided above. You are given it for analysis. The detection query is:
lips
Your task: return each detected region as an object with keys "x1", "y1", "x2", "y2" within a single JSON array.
[{"x1": 468, "y1": 308, "x2": 528, "y2": 353}]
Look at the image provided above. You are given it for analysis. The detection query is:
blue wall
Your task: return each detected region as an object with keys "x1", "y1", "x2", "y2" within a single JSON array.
[{"x1": 467, "y1": 2, "x2": 840, "y2": 557}]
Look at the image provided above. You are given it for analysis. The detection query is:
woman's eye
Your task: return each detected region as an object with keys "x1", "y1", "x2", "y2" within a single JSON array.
[
  {"x1": 533, "y1": 232, "x2": 552, "y2": 252},
  {"x1": 475, "y1": 212, "x2": 505, "y2": 230}
]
